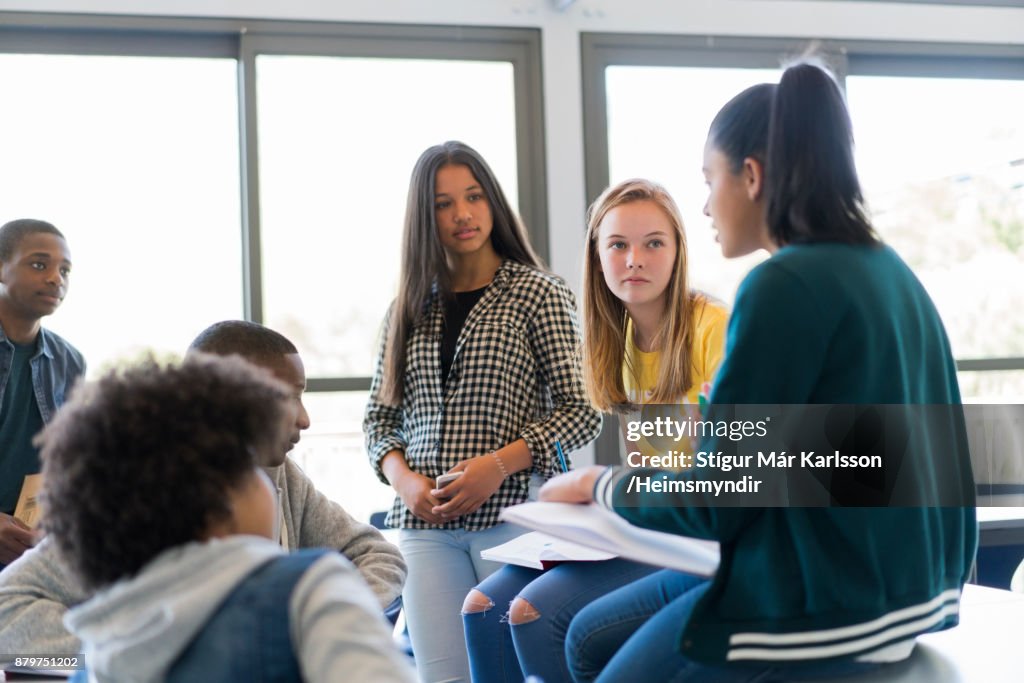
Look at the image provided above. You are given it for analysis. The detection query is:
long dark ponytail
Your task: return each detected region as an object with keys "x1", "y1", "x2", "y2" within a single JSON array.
[
  {"x1": 708, "y1": 62, "x2": 880, "y2": 247},
  {"x1": 765, "y1": 63, "x2": 878, "y2": 246}
]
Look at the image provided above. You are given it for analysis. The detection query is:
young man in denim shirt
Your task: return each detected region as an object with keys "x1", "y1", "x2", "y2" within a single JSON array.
[{"x1": 0, "y1": 219, "x2": 84, "y2": 567}]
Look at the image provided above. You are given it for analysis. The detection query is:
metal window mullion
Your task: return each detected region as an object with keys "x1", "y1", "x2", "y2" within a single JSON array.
[
  {"x1": 957, "y1": 358, "x2": 1024, "y2": 372},
  {"x1": 238, "y1": 31, "x2": 264, "y2": 324},
  {"x1": 306, "y1": 378, "x2": 373, "y2": 393},
  {"x1": 512, "y1": 29, "x2": 549, "y2": 264}
]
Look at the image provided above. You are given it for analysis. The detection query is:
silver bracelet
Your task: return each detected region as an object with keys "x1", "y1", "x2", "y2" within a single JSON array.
[{"x1": 492, "y1": 452, "x2": 510, "y2": 479}]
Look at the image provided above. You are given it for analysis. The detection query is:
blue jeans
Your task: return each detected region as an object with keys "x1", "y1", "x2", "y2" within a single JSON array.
[
  {"x1": 567, "y1": 569, "x2": 887, "y2": 683},
  {"x1": 399, "y1": 525, "x2": 526, "y2": 683},
  {"x1": 464, "y1": 558, "x2": 658, "y2": 683}
]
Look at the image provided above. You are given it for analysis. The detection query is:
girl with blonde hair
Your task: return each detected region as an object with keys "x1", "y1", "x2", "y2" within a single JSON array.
[{"x1": 462, "y1": 178, "x2": 728, "y2": 683}]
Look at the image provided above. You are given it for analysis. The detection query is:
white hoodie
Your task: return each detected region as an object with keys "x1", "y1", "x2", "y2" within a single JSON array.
[{"x1": 63, "y1": 536, "x2": 414, "y2": 683}]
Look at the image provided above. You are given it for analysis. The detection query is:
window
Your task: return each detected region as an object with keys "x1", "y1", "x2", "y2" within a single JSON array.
[
  {"x1": 846, "y1": 74, "x2": 1024, "y2": 362},
  {"x1": 0, "y1": 52, "x2": 242, "y2": 370},
  {"x1": 256, "y1": 55, "x2": 519, "y2": 377},
  {"x1": 287, "y1": 391, "x2": 395, "y2": 525},
  {"x1": 605, "y1": 64, "x2": 778, "y2": 304}
]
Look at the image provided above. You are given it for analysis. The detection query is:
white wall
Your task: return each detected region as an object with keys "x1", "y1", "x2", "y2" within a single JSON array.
[{"x1": 1, "y1": 0, "x2": 1021, "y2": 292}]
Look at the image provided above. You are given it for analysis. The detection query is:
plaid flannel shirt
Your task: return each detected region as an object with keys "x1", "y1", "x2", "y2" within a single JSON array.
[{"x1": 365, "y1": 260, "x2": 601, "y2": 530}]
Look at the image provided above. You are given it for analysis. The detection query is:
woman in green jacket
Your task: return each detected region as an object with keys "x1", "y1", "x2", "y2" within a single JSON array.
[{"x1": 541, "y1": 61, "x2": 976, "y2": 682}]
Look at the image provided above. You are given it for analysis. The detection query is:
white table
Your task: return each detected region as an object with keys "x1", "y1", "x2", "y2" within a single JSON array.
[{"x1": 977, "y1": 506, "x2": 1024, "y2": 546}]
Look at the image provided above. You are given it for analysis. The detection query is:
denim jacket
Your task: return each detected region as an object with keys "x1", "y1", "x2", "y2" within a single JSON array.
[
  {"x1": 0, "y1": 322, "x2": 85, "y2": 423},
  {"x1": 165, "y1": 550, "x2": 329, "y2": 683}
]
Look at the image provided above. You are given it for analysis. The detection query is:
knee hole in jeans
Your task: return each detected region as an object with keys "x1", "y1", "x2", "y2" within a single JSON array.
[
  {"x1": 508, "y1": 596, "x2": 541, "y2": 625},
  {"x1": 461, "y1": 588, "x2": 495, "y2": 615}
]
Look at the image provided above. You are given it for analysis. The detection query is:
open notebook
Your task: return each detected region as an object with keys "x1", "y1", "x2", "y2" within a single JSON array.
[
  {"x1": 499, "y1": 502, "x2": 720, "y2": 577},
  {"x1": 480, "y1": 530, "x2": 616, "y2": 570}
]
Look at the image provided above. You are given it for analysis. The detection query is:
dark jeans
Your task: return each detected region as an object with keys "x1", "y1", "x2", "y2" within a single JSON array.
[
  {"x1": 463, "y1": 559, "x2": 658, "y2": 683},
  {"x1": 567, "y1": 569, "x2": 887, "y2": 683}
]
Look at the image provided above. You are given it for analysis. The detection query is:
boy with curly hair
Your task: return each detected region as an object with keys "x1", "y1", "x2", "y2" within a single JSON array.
[{"x1": 39, "y1": 354, "x2": 414, "y2": 682}]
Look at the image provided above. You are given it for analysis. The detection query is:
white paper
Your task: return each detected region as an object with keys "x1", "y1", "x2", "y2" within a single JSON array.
[
  {"x1": 480, "y1": 530, "x2": 616, "y2": 569},
  {"x1": 500, "y1": 502, "x2": 720, "y2": 577}
]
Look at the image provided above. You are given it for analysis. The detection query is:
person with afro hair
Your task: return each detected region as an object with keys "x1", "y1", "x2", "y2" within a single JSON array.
[{"x1": 38, "y1": 354, "x2": 414, "y2": 682}]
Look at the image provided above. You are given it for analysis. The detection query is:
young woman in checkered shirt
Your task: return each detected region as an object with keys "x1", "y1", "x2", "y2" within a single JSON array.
[
  {"x1": 461, "y1": 179, "x2": 729, "y2": 683},
  {"x1": 364, "y1": 141, "x2": 601, "y2": 683}
]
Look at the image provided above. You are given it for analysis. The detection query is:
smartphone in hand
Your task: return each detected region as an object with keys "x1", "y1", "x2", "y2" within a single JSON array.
[{"x1": 435, "y1": 471, "x2": 464, "y2": 488}]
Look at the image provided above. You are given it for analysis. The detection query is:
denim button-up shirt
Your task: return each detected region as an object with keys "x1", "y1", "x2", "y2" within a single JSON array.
[{"x1": 0, "y1": 322, "x2": 85, "y2": 424}]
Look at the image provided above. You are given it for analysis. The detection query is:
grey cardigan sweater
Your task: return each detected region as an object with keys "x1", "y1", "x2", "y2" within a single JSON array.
[{"x1": 0, "y1": 458, "x2": 406, "y2": 658}]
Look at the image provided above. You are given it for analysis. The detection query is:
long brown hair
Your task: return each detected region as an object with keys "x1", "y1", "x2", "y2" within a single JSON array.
[
  {"x1": 378, "y1": 141, "x2": 544, "y2": 405},
  {"x1": 582, "y1": 178, "x2": 704, "y2": 411}
]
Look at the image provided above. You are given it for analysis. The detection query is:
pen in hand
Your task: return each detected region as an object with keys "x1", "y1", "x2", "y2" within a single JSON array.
[{"x1": 555, "y1": 440, "x2": 569, "y2": 473}]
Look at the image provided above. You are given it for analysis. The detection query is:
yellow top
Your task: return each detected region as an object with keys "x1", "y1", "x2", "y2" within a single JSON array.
[
  {"x1": 622, "y1": 298, "x2": 729, "y2": 406},
  {"x1": 620, "y1": 298, "x2": 729, "y2": 461}
]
